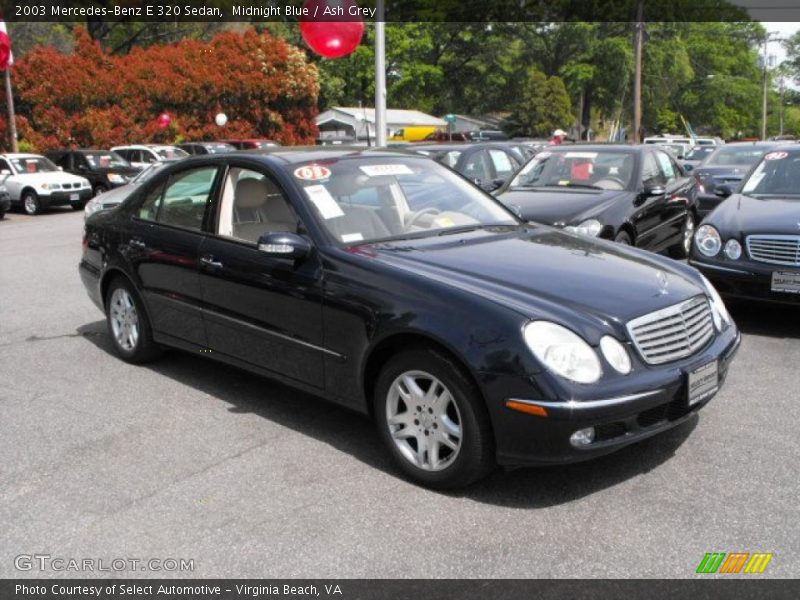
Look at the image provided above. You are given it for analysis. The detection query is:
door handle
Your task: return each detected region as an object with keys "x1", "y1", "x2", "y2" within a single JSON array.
[
  {"x1": 129, "y1": 239, "x2": 146, "y2": 249},
  {"x1": 200, "y1": 255, "x2": 223, "y2": 269}
]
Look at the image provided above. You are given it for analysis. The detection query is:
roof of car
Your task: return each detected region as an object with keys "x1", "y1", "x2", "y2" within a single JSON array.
[
  {"x1": 237, "y1": 146, "x2": 429, "y2": 165},
  {"x1": 0, "y1": 153, "x2": 44, "y2": 158}
]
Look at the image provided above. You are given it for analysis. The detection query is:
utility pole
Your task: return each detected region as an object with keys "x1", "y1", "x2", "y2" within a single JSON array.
[
  {"x1": 374, "y1": 0, "x2": 387, "y2": 147},
  {"x1": 779, "y1": 76, "x2": 785, "y2": 136},
  {"x1": 633, "y1": 1, "x2": 644, "y2": 144},
  {"x1": 762, "y1": 34, "x2": 769, "y2": 140},
  {"x1": 4, "y1": 69, "x2": 17, "y2": 152}
]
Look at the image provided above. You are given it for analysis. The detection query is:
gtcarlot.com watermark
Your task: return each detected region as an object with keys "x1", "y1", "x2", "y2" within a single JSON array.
[{"x1": 14, "y1": 554, "x2": 195, "y2": 572}]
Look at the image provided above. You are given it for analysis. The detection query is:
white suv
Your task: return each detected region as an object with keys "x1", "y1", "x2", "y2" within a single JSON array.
[
  {"x1": 0, "y1": 153, "x2": 92, "y2": 215},
  {"x1": 111, "y1": 145, "x2": 189, "y2": 170}
]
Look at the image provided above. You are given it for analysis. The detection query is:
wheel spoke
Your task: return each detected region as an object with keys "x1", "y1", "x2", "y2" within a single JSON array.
[
  {"x1": 391, "y1": 426, "x2": 415, "y2": 440},
  {"x1": 415, "y1": 434, "x2": 429, "y2": 468},
  {"x1": 401, "y1": 374, "x2": 425, "y2": 401},
  {"x1": 388, "y1": 412, "x2": 412, "y2": 427},
  {"x1": 440, "y1": 414, "x2": 461, "y2": 439}
]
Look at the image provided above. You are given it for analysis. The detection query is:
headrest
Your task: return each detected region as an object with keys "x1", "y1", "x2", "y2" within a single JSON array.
[{"x1": 235, "y1": 178, "x2": 269, "y2": 209}]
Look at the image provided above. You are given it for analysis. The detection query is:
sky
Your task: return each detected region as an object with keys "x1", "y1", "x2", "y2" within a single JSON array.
[{"x1": 762, "y1": 22, "x2": 798, "y2": 65}]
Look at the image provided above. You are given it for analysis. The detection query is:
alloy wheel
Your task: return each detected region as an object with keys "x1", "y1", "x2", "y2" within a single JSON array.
[
  {"x1": 385, "y1": 370, "x2": 462, "y2": 472},
  {"x1": 683, "y1": 214, "x2": 695, "y2": 254},
  {"x1": 109, "y1": 288, "x2": 140, "y2": 351},
  {"x1": 23, "y1": 195, "x2": 38, "y2": 215}
]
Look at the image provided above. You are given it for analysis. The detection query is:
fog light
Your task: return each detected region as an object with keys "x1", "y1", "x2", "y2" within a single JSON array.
[
  {"x1": 724, "y1": 239, "x2": 742, "y2": 260},
  {"x1": 570, "y1": 427, "x2": 595, "y2": 448}
]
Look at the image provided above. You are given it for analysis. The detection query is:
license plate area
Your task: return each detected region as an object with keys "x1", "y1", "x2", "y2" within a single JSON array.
[
  {"x1": 771, "y1": 271, "x2": 800, "y2": 294},
  {"x1": 687, "y1": 360, "x2": 718, "y2": 407},
  {"x1": 70, "y1": 193, "x2": 79, "y2": 201}
]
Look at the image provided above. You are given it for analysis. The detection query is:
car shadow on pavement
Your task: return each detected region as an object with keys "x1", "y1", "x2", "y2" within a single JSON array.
[
  {"x1": 79, "y1": 319, "x2": 697, "y2": 508},
  {"x1": 727, "y1": 300, "x2": 800, "y2": 338}
]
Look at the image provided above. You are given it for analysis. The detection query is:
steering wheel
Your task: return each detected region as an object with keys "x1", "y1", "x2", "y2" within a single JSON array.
[
  {"x1": 405, "y1": 207, "x2": 441, "y2": 229},
  {"x1": 593, "y1": 177, "x2": 627, "y2": 190}
]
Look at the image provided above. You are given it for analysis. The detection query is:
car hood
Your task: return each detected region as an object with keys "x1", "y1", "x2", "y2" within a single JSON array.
[
  {"x1": 366, "y1": 227, "x2": 704, "y2": 339},
  {"x1": 693, "y1": 165, "x2": 750, "y2": 183},
  {"x1": 498, "y1": 188, "x2": 627, "y2": 225},
  {"x1": 94, "y1": 183, "x2": 136, "y2": 206},
  {"x1": 705, "y1": 193, "x2": 800, "y2": 235}
]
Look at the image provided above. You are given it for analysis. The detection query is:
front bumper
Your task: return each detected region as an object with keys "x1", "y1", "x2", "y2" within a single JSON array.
[
  {"x1": 38, "y1": 189, "x2": 93, "y2": 207},
  {"x1": 691, "y1": 257, "x2": 800, "y2": 306},
  {"x1": 481, "y1": 326, "x2": 740, "y2": 467}
]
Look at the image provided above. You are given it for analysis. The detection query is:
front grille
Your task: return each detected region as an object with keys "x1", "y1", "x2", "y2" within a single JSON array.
[
  {"x1": 62, "y1": 182, "x2": 78, "y2": 189},
  {"x1": 746, "y1": 235, "x2": 800, "y2": 267},
  {"x1": 627, "y1": 296, "x2": 714, "y2": 365}
]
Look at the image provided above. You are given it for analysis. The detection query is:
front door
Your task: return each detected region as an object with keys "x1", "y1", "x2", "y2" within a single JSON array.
[{"x1": 198, "y1": 163, "x2": 325, "y2": 388}]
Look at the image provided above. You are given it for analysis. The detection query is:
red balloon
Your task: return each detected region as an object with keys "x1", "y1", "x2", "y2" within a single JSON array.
[
  {"x1": 0, "y1": 31, "x2": 11, "y2": 71},
  {"x1": 300, "y1": 0, "x2": 365, "y2": 59},
  {"x1": 157, "y1": 113, "x2": 171, "y2": 129}
]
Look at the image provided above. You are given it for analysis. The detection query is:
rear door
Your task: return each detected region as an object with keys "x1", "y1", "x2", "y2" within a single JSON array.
[
  {"x1": 124, "y1": 162, "x2": 222, "y2": 346},
  {"x1": 655, "y1": 150, "x2": 693, "y2": 248}
]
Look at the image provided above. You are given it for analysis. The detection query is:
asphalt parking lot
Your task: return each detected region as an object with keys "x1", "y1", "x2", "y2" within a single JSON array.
[{"x1": 1, "y1": 208, "x2": 798, "y2": 579}]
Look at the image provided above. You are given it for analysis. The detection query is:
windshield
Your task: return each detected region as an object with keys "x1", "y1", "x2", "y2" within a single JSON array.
[
  {"x1": 10, "y1": 156, "x2": 58, "y2": 173},
  {"x1": 154, "y1": 147, "x2": 189, "y2": 159},
  {"x1": 83, "y1": 152, "x2": 130, "y2": 169},
  {"x1": 290, "y1": 157, "x2": 518, "y2": 244},
  {"x1": 741, "y1": 151, "x2": 800, "y2": 197},
  {"x1": 706, "y1": 146, "x2": 767, "y2": 166},
  {"x1": 685, "y1": 147, "x2": 713, "y2": 161},
  {"x1": 509, "y1": 150, "x2": 634, "y2": 191}
]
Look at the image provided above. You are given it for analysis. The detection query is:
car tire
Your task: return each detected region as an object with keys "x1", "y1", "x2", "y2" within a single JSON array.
[
  {"x1": 669, "y1": 212, "x2": 696, "y2": 259},
  {"x1": 105, "y1": 276, "x2": 162, "y2": 364},
  {"x1": 22, "y1": 191, "x2": 41, "y2": 216},
  {"x1": 93, "y1": 185, "x2": 108, "y2": 197},
  {"x1": 0, "y1": 209, "x2": 5, "y2": 220},
  {"x1": 374, "y1": 346, "x2": 495, "y2": 489},
  {"x1": 614, "y1": 230, "x2": 633, "y2": 245}
]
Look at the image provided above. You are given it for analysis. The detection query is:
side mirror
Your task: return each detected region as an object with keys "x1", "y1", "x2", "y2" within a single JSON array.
[
  {"x1": 644, "y1": 184, "x2": 666, "y2": 197},
  {"x1": 257, "y1": 232, "x2": 310, "y2": 260},
  {"x1": 714, "y1": 184, "x2": 734, "y2": 198}
]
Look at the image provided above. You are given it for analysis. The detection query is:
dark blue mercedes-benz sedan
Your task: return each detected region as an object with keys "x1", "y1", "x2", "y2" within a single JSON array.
[{"x1": 79, "y1": 148, "x2": 740, "y2": 488}]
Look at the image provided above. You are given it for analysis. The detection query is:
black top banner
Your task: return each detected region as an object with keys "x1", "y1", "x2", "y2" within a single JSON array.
[{"x1": 2, "y1": 0, "x2": 799, "y2": 23}]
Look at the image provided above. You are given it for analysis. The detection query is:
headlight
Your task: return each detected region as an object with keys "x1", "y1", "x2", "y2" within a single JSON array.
[
  {"x1": 565, "y1": 218, "x2": 603, "y2": 237},
  {"x1": 84, "y1": 198, "x2": 103, "y2": 218},
  {"x1": 40, "y1": 183, "x2": 59, "y2": 190},
  {"x1": 724, "y1": 239, "x2": 742, "y2": 260},
  {"x1": 600, "y1": 336, "x2": 632, "y2": 375},
  {"x1": 107, "y1": 173, "x2": 125, "y2": 184},
  {"x1": 523, "y1": 321, "x2": 602, "y2": 384},
  {"x1": 699, "y1": 273, "x2": 732, "y2": 331},
  {"x1": 695, "y1": 225, "x2": 721, "y2": 257}
]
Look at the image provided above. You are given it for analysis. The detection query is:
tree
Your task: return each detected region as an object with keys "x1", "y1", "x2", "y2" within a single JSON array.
[
  {"x1": 1, "y1": 27, "x2": 319, "y2": 150},
  {"x1": 504, "y1": 69, "x2": 572, "y2": 137}
]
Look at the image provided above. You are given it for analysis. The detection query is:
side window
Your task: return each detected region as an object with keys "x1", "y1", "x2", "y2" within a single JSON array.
[
  {"x1": 655, "y1": 151, "x2": 677, "y2": 184},
  {"x1": 137, "y1": 183, "x2": 165, "y2": 221},
  {"x1": 116, "y1": 149, "x2": 130, "y2": 162},
  {"x1": 157, "y1": 167, "x2": 218, "y2": 231},
  {"x1": 642, "y1": 153, "x2": 666, "y2": 188},
  {"x1": 489, "y1": 149, "x2": 519, "y2": 179},
  {"x1": 216, "y1": 167, "x2": 297, "y2": 243},
  {"x1": 140, "y1": 150, "x2": 155, "y2": 164},
  {"x1": 0, "y1": 158, "x2": 11, "y2": 172},
  {"x1": 74, "y1": 154, "x2": 89, "y2": 169},
  {"x1": 462, "y1": 150, "x2": 492, "y2": 182}
]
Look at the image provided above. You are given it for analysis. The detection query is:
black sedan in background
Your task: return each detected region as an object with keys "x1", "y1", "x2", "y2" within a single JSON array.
[
  {"x1": 80, "y1": 149, "x2": 739, "y2": 488},
  {"x1": 692, "y1": 142, "x2": 787, "y2": 217},
  {"x1": 177, "y1": 142, "x2": 237, "y2": 155},
  {"x1": 692, "y1": 147, "x2": 800, "y2": 305},
  {"x1": 46, "y1": 149, "x2": 139, "y2": 197},
  {"x1": 411, "y1": 143, "x2": 522, "y2": 192},
  {"x1": 496, "y1": 145, "x2": 699, "y2": 258}
]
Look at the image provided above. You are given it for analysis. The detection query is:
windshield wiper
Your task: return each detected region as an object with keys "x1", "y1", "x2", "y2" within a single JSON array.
[{"x1": 438, "y1": 223, "x2": 518, "y2": 236}]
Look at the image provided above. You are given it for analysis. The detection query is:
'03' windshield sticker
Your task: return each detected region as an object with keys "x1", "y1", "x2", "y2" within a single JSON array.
[
  {"x1": 294, "y1": 165, "x2": 332, "y2": 181},
  {"x1": 763, "y1": 151, "x2": 788, "y2": 161}
]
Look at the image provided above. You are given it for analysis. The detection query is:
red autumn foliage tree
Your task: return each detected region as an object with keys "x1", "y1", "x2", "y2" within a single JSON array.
[{"x1": 0, "y1": 27, "x2": 319, "y2": 151}]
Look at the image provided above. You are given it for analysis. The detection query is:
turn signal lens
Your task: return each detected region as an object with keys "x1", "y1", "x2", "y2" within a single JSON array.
[{"x1": 505, "y1": 400, "x2": 548, "y2": 417}]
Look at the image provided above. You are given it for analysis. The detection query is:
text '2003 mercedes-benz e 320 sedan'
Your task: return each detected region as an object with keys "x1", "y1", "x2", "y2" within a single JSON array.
[{"x1": 79, "y1": 149, "x2": 740, "y2": 488}]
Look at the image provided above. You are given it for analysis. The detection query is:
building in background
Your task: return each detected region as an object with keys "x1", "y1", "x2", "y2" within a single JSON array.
[{"x1": 316, "y1": 107, "x2": 446, "y2": 143}]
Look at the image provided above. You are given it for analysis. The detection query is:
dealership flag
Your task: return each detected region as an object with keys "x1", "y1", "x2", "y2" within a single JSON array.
[{"x1": 0, "y1": 20, "x2": 12, "y2": 70}]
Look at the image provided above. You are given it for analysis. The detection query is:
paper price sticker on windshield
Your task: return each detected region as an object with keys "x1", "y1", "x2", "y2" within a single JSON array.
[
  {"x1": 294, "y1": 165, "x2": 332, "y2": 181},
  {"x1": 764, "y1": 151, "x2": 788, "y2": 161},
  {"x1": 359, "y1": 164, "x2": 414, "y2": 177},
  {"x1": 304, "y1": 184, "x2": 345, "y2": 220}
]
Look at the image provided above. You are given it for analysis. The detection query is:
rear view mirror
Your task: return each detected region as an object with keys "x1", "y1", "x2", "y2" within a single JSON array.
[
  {"x1": 644, "y1": 185, "x2": 666, "y2": 197},
  {"x1": 683, "y1": 163, "x2": 694, "y2": 172},
  {"x1": 257, "y1": 232, "x2": 310, "y2": 260}
]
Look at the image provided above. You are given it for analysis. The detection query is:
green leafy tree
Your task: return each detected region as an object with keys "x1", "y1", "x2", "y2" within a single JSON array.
[{"x1": 505, "y1": 69, "x2": 572, "y2": 137}]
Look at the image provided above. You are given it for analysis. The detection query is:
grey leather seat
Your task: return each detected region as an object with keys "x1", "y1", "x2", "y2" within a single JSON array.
[{"x1": 233, "y1": 178, "x2": 296, "y2": 242}]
